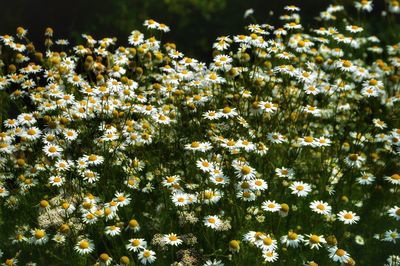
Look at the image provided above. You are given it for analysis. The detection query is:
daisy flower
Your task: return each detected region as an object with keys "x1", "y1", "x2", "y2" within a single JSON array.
[
  {"x1": 346, "y1": 25, "x2": 363, "y2": 33},
  {"x1": 74, "y1": 239, "x2": 95, "y2": 255},
  {"x1": 43, "y1": 144, "x2": 63, "y2": 158},
  {"x1": 356, "y1": 172, "x2": 376, "y2": 185},
  {"x1": 280, "y1": 231, "x2": 304, "y2": 248},
  {"x1": 388, "y1": 206, "x2": 400, "y2": 221},
  {"x1": 228, "y1": 240, "x2": 240, "y2": 253},
  {"x1": 55, "y1": 159, "x2": 72, "y2": 172},
  {"x1": 114, "y1": 192, "x2": 131, "y2": 207},
  {"x1": 61, "y1": 202, "x2": 76, "y2": 214},
  {"x1": 63, "y1": 129, "x2": 78, "y2": 141},
  {"x1": 262, "y1": 250, "x2": 279, "y2": 263},
  {"x1": 105, "y1": 225, "x2": 121, "y2": 237},
  {"x1": 126, "y1": 238, "x2": 147, "y2": 252},
  {"x1": 82, "y1": 170, "x2": 100, "y2": 183},
  {"x1": 310, "y1": 200, "x2": 332, "y2": 215},
  {"x1": 336, "y1": 59, "x2": 356, "y2": 72},
  {"x1": 162, "y1": 175, "x2": 181, "y2": 188},
  {"x1": 128, "y1": 30, "x2": 144, "y2": 46},
  {"x1": 143, "y1": 19, "x2": 159, "y2": 29},
  {"x1": 219, "y1": 106, "x2": 238, "y2": 118},
  {"x1": 52, "y1": 233, "x2": 66, "y2": 244},
  {"x1": 234, "y1": 164, "x2": 257, "y2": 180},
  {"x1": 384, "y1": 174, "x2": 400, "y2": 185},
  {"x1": 328, "y1": 246, "x2": 351, "y2": 264},
  {"x1": 315, "y1": 136, "x2": 331, "y2": 147},
  {"x1": 0, "y1": 186, "x2": 10, "y2": 198},
  {"x1": 200, "y1": 189, "x2": 223, "y2": 204},
  {"x1": 128, "y1": 219, "x2": 141, "y2": 232},
  {"x1": 30, "y1": 229, "x2": 49, "y2": 245},
  {"x1": 344, "y1": 153, "x2": 365, "y2": 168},
  {"x1": 304, "y1": 234, "x2": 326, "y2": 250},
  {"x1": 21, "y1": 127, "x2": 41, "y2": 141},
  {"x1": 337, "y1": 210, "x2": 360, "y2": 224},
  {"x1": 210, "y1": 174, "x2": 229, "y2": 186},
  {"x1": 4, "y1": 118, "x2": 19, "y2": 128},
  {"x1": 138, "y1": 249, "x2": 156, "y2": 265},
  {"x1": 82, "y1": 212, "x2": 98, "y2": 224},
  {"x1": 289, "y1": 181, "x2": 312, "y2": 197},
  {"x1": 162, "y1": 233, "x2": 183, "y2": 246},
  {"x1": 83, "y1": 154, "x2": 104, "y2": 165},
  {"x1": 354, "y1": 0, "x2": 373, "y2": 12},
  {"x1": 275, "y1": 167, "x2": 295, "y2": 179},
  {"x1": 284, "y1": 22, "x2": 302, "y2": 30},
  {"x1": 203, "y1": 110, "x2": 221, "y2": 120},
  {"x1": 196, "y1": 158, "x2": 215, "y2": 173},
  {"x1": 285, "y1": 5, "x2": 300, "y2": 12},
  {"x1": 255, "y1": 234, "x2": 277, "y2": 252},
  {"x1": 49, "y1": 175, "x2": 64, "y2": 187},
  {"x1": 372, "y1": 118, "x2": 387, "y2": 129},
  {"x1": 250, "y1": 179, "x2": 268, "y2": 191},
  {"x1": 299, "y1": 136, "x2": 317, "y2": 147},
  {"x1": 203, "y1": 259, "x2": 225, "y2": 266},
  {"x1": 386, "y1": 255, "x2": 400, "y2": 266},
  {"x1": 262, "y1": 200, "x2": 281, "y2": 212},
  {"x1": 259, "y1": 101, "x2": 278, "y2": 113},
  {"x1": 383, "y1": 229, "x2": 399, "y2": 243},
  {"x1": 99, "y1": 253, "x2": 113, "y2": 266},
  {"x1": 185, "y1": 141, "x2": 212, "y2": 152},
  {"x1": 204, "y1": 215, "x2": 222, "y2": 229},
  {"x1": 171, "y1": 192, "x2": 189, "y2": 206}
]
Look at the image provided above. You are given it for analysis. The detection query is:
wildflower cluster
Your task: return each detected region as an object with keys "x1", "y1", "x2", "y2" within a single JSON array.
[{"x1": 0, "y1": 2, "x2": 400, "y2": 265}]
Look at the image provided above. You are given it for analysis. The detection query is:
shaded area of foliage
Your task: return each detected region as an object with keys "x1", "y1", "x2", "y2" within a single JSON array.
[{"x1": 0, "y1": 0, "x2": 395, "y2": 60}]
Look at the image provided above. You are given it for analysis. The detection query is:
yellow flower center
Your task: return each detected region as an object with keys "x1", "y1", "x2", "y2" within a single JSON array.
[
  {"x1": 349, "y1": 154, "x2": 359, "y2": 161},
  {"x1": 27, "y1": 129, "x2": 36, "y2": 135},
  {"x1": 342, "y1": 60, "x2": 352, "y2": 68},
  {"x1": 100, "y1": 253, "x2": 110, "y2": 262},
  {"x1": 129, "y1": 219, "x2": 139, "y2": 228},
  {"x1": 263, "y1": 237, "x2": 273, "y2": 245},
  {"x1": 223, "y1": 107, "x2": 232, "y2": 114},
  {"x1": 369, "y1": 79, "x2": 378, "y2": 86},
  {"x1": 79, "y1": 240, "x2": 89, "y2": 249},
  {"x1": 132, "y1": 239, "x2": 141, "y2": 246},
  {"x1": 304, "y1": 136, "x2": 314, "y2": 143},
  {"x1": 391, "y1": 174, "x2": 400, "y2": 180},
  {"x1": 191, "y1": 141, "x2": 200, "y2": 148},
  {"x1": 241, "y1": 182, "x2": 250, "y2": 189},
  {"x1": 344, "y1": 213, "x2": 353, "y2": 219},
  {"x1": 335, "y1": 249, "x2": 346, "y2": 257},
  {"x1": 229, "y1": 240, "x2": 239, "y2": 249},
  {"x1": 169, "y1": 235, "x2": 178, "y2": 241},
  {"x1": 143, "y1": 251, "x2": 151, "y2": 258},
  {"x1": 241, "y1": 166, "x2": 251, "y2": 175},
  {"x1": 88, "y1": 155, "x2": 97, "y2": 161},
  {"x1": 288, "y1": 232, "x2": 298, "y2": 240},
  {"x1": 117, "y1": 195, "x2": 125, "y2": 202},
  {"x1": 35, "y1": 230, "x2": 45, "y2": 239},
  {"x1": 310, "y1": 235, "x2": 320, "y2": 244}
]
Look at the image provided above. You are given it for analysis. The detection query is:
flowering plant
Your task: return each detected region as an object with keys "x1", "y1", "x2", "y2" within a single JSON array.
[{"x1": 0, "y1": 2, "x2": 400, "y2": 265}]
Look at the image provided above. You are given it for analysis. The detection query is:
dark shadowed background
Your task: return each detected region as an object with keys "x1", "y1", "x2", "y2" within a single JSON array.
[{"x1": 0, "y1": 0, "x2": 391, "y2": 61}]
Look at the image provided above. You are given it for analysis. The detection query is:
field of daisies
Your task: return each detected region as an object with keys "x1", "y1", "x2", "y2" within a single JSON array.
[{"x1": 0, "y1": 1, "x2": 400, "y2": 265}]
